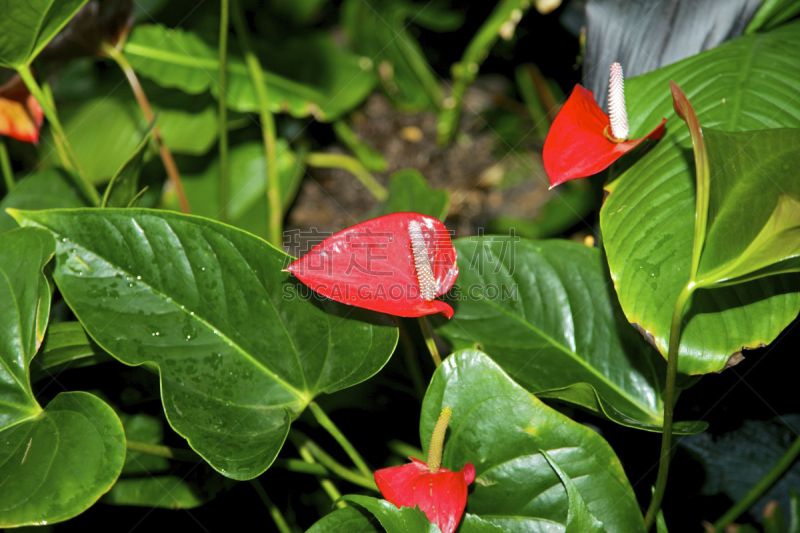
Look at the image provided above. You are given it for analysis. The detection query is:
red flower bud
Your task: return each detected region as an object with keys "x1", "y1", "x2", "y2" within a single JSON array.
[
  {"x1": 0, "y1": 75, "x2": 44, "y2": 144},
  {"x1": 286, "y1": 213, "x2": 458, "y2": 318}
]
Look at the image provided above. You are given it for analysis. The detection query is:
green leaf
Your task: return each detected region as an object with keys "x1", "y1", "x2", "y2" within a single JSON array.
[
  {"x1": 420, "y1": 350, "x2": 646, "y2": 533},
  {"x1": 342, "y1": 495, "x2": 440, "y2": 533},
  {"x1": 0, "y1": 168, "x2": 90, "y2": 234},
  {"x1": 746, "y1": 0, "x2": 800, "y2": 32},
  {"x1": 600, "y1": 21, "x2": 800, "y2": 374},
  {"x1": 103, "y1": 119, "x2": 156, "y2": 208},
  {"x1": 371, "y1": 170, "x2": 449, "y2": 221},
  {"x1": 175, "y1": 141, "x2": 305, "y2": 239},
  {"x1": 694, "y1": 129, "x2": 800, "y2": 286},
  {"x1": 0, "y1": 228, "x2": 125, "y2": 527},
  {"x1": 540, "y1": 450, "x2": 606, "y2": 533},
  {"x1": 123, "y1": 24, "x2": 376, "y2": 121},
  {"x1": 10, "y1": 208, "x2": 399, "y2": 480},
  {"x1": 790, "y1": 487, "x2": 799, "y2": 533},
  {"x1": 305, "y1": 505, "x2": 380, "y2": 533},
  {"x1": 765, "y1": 502, "x2": 788, "y2": 533},
  {"x1": 0, "y1": 0, "x2": 89, "y2": 68},
  {"x1": 460, "y1": 515, "x2": 507, "y2": 533},
  {"x1": 31, "y1": 321, "x2": 109, "y2": 383},
  {"x1": 433, "y1": 237, "x2": 704, "y2": 434}
]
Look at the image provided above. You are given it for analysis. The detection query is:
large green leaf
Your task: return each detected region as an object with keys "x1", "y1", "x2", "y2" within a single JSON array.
[
  {"x1": 342, "y1": 495, "x2": 440, "y2": 533},
  {"x1": 540, "y1": 451, "x2": 606, "y2": 533},
  {"x1": 41, "y1": 91, "x2": 218, "y2": 184},
  {"x1": 123, "y1": 24, "x2": 376, "y2": 121},
  {"x1": 306, "y1": 505, "x2": 380, "y2": 533},
  {"x1": 0, "y1": 228, "x2": 125, "y2": 526},
  {"x1": 370, "y1": 170, "x2": 449, "y2": 221},
  {"x1": 420, "y1": 350, "x2": 646, "y2": 533},
  {"x1": 600, "y1": 21, "x2": 800, "y2": 374},
  {"x1": 11, "y1": 208, "x2": 399, "y2": 480},
  {"x1": 0, "y1": 0, "x2": 88, "y2": 68},
  {"x1": 0, "y1": 168, "x2": 89, "y2": 234},
  {"x1": 746, "y1": 0, "x2": 800, "y2": 32},
  {"x1": 434, "y1": 237, "x2": 703, "y2": 433},
  {"x1": 174, "y1": 141, "x2": 305, "y2": 240}
]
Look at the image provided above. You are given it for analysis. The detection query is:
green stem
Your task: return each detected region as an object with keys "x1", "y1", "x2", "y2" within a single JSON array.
[
  {"x1": 644, "y1": 284, "x2": 694, "y2": 529},
  {"x1": 296, "y1": 441, "x2": 345, "y2": 508},
  {"x1": 102, "y1": 42, "x2": 191, "y2": 214},
  {"x1": 306, "y1": 152, "x2": 388, "y2": 202},
  {"x1": 125, "y1": 440, "x2": 201, "y2": 462},
  {"x1": 231, "y1": 0, "x2": 282, "y2": 246},
  {"x1": 711, "y1": 435, "x2": 800, "y2": 532},
  {"x1": 291, "y1": 432, "x2": 378, "y2": 491},
  {"x1": 387, "y1": 440, "x2": 424, "y2": 461},
  {"x1": 308, "y1": 402, "x2": 373, "y2": 479},
  {"x1": 0, "y1": 140, "x2": 14, "y2": 192},
  {"x1": 16, "y1": 65, "x2": 100, "y2": 206},
  {"x1": 273, "y1": 457, "x2": 329, "y2": 476},
  {"x1": 418, "y1": 316, "x2": 442, "y2": 367},
  {"x1": 399, "y1": 321, "x2": 426, "y2": 399},
  {"x1": 250, "y1": 479, "x2": 292, "y2": 533},
  {"x1": 218, "y1": 0, "x2": 230, "y2": 223}
]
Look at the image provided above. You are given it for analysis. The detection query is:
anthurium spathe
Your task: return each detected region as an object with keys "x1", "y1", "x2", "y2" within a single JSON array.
[
  {"x1": 286, "y1": 212, "x2": 458, "y2": 318},
  {"x1": 543, "y1": 63, "x2": 666, "y2": 188},
  {"x1": 0, "y1": 74, "x2": 44, "y2": 143},
  {"x1": 374, "y1": 407, "x2": 476, "y2": 533}
]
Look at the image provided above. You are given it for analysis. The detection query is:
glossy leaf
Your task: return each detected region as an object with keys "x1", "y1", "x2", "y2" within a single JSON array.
[
  {"x1": 176, "y1": 141, "x2": 304, "y2": 239},
  {"x1": 41, "y1": 91, "x2": 218, "y2": 184},
  {"x1": 583, "y1": 0, "x2": 761, "y2": 109},
  {"x1": 123, "y1": 24, "x2": 376, "y2": 121},
  {"x1": 305, "y1": 505, "x2": 380, "y2": 533},
  {"x1": 371, "y1": 170, "x2": 449, "y2": 221},
  {"x1": 541, "y1": 451, "x2": 606, "y2": 533},
  {"x1": 31, "y1": 321, "x2": 109, "y2": 382},
  {"x1": 10, "y1": 208, "x2": 398, "y2": 480},
  {"x1": 600, "y1": 22, "x2": 800, "y2": 374},
  {"x1": 0, "y1": 168, "x2": 89, "y2": 234},
  {"x1": 0, "y1": 228, "x2": 125, "y2": 527},
  {"x1": 433, "y1": 237, "x2": 704, "y2": 434},
  {"x1": 0, "y1": 0, "x2": 89, "y2": 68},
  {"x1": 746, "y1": 0, "x2": 800, "y2": 32},
  {"x1": 420, "y1": 350, "x2": 646, "y2": 533},
  {"x1": 342, "y1": 495, "x2": 440, "y2": 533},
  {"x1": 694, "y1": 129, "x2": 800, "y2": 286}
]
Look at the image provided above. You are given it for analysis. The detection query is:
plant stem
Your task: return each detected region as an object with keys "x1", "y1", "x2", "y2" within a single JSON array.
[
  {"x1": 231, "y1": 0, "x2": 282, "y2": 246},
  {"x1": 16, "y1": 65, "x2": 100, "y2": 206},
  {"x1": 387, "y1": 440, "x2": 425, "y2": 461},
  {"x1": 308, "y1": 402, "x2": 373, "y2": 479},
  {"x1": 418, "y1": 316, "x2": 442, "y2": 367},
  {"x1": 296, "y1": 434, "x2": 378, "y2": 491},
  {"x1": 399, "y1": 321, "x2": 426, "y2": 399},
  {"x1": 0, "y1": 140, "x2": 14, "y2": 192},
  {"x1": 644, "y1": 284, "x2": 694, "y2": 529},
  {"x1": 711, "y1": 434, "x2": 800, "y2": 532},
  {"x1": 250, "y1": 479, "x2": 292, "y2": 533},
  {"x1": 273, "y1": 457, "x2": 329, "y2": 476},
  {"x1": 102, "y1": 42, "x2": 191, "y2": 214},
  {"x1": 296, "y1": 441, "x2": 345, "y2": 508},
  {"x1": 218, "y1": 0, "x2": 230, "y2": 223},
  {"x1": 306, "y1": 152, "x2": 388, "y2": 202},
  {"x1": 125, "y1": 440, "x2": 201, "y2": 462}
]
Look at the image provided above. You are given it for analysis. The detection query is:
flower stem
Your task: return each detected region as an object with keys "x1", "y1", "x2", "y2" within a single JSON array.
[
  {"x1": 217, "y1": 0, "x2": 230, "y2": 223},
  {"x1": 308, "y1": 402, "x2": 372, "y2": 479},
  {"x1": 427, "y1": 406, "x2": 452, "y2": 472},
  {"x1": 102, "y1": 42, "x2": 191, "y2": 214},
  {"x1": 289, "y1": 431, "x2": 378, "y2": 491},
  {"x1": 711, "y1": 434, "x2": 800, "y2": 532},
  {"x1": 16, "y1": 65, "x2": 100, "y2": 206},
  {"x1": 305, "y1": 152, "x2": 388, "y2": 202},
  {"x1": 231, "y1": 0, "x2": 282, "y2": 246},
  {"x1": 644, "y1": 284, "x2": 694, "y2": 529},
  {"x1": 295, "y1": 440, "x2": 345, "y2": 508},
  {"x1": 0, "y1": 140, "x2": 14, "y2": 192},
  {"x1": 418, "y1": 316, "x2": 442, "y2": 367},
  {"x1": 125, "y1": 439, "x2": 201, "y2": 462},
  {"x1": 250, "y1": 479, "x2": 292, "y2": 533}
]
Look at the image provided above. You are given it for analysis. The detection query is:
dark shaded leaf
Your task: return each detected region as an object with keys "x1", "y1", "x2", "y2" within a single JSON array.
[
  {"x1": 305, "y1": 505, "x2": 380, "y2": 533},
  {"x1": 31, "y1": 321, "x2": 110, "y2": 382},
  {"x1": 0, "y1": 168, "x2": 89, "y2": 234},
  {"x1": 103, "y1": 118, "x2": 155, "y2": 208}
]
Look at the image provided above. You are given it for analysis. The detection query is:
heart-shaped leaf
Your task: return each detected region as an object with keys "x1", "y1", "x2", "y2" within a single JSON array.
[
  {"x1": 342, "y1": 495, "x2": 440, "y2": 533},
  {"x1": 0, "y1": 227, "x2": 125, "y2": 527},
  {"x1": 0, "y1": 0, "x2": 89, "y2": 68},
  {"x1": 433, "y1": 237, "x2": 704, "y2": 434},
  {"x1": 540, "y1": 450, "x2": 606, "y2": 533},
  {"x1": 123, "y1": 25, "x2": 376, "y2": 121},
  {"x1": 305, "y1": 505, "x2": 380, "y2": 533},
  {"x1": 600, "y1": 21, "x2": 800, "y2": 374},
  {"x1": 370, "y1": 170, "x2": 449, "y2": 221},
  {"x1": 10, "y1": 208, "x2": 398, "y2": 480},
  {"x1": 420, "y1": 350, "x2": 646, "y2": 533}
]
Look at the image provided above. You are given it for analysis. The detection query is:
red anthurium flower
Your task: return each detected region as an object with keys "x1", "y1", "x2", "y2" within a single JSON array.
[
  {"x1": 286, "y1": 212, "x2": 458, "y2": 318},
  {"x1": 543, "y1": 62, "x2": 667, "y2": 188},
  {"x1": 374, "y1": 407, "x2": 476, "y2": 533},
  {"x1": 0, "y1": 74, "x2": 44, "y2": 144}
]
